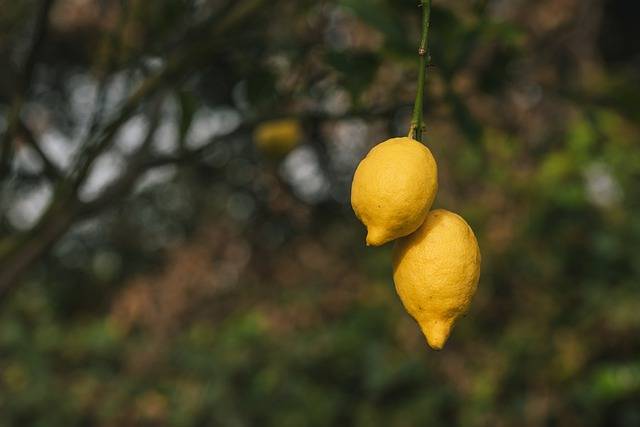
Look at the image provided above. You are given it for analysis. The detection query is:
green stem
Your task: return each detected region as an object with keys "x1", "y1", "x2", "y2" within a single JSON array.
[{"x1": 409, "y1": 0, "x2": 432, "y2": 143}]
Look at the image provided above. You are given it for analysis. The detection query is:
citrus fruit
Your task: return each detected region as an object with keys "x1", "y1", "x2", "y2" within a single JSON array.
[
  {"x1": 254, "y1": 119, "x2": 302, "y2": 157},
  {"x1": 351, "y1": 137, "x2": 437, "y2": 246},
  {"x1": 392, "y1": 209, "x2": 481, "y2": 349}
]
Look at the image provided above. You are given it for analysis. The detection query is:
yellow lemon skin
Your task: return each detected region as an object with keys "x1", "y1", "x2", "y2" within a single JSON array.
[
  {"x1": 351, "y1": 137, "x2": 438, "y2": 246},
  {"x1": 254, "y1": 119, "x2": 302, "y2": 157},
  {"x1": 392, "y1": 209, "x2": 481, "y2": 350}
]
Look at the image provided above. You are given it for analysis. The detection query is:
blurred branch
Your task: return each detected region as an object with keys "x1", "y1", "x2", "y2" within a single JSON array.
[
  {"x1": 143, "y1": 106, "x2": 405, "y2": 169},
  {"x1": 84, "y1": 104, "x2": 405, "y2": 216},
  {"x1": 0, "y1": 98, "x2": 163, "y2": 301},
  {"x1": 0, "y1": 100, "x2": 398, "y2": 303},
  {"x1": 0, "y1": 198, "x2": 80, "y2": 301},
  {"x1": 0, "y1": 0, "x2": 270, "y2": 303},
  {"x1": 215, "y1": 0, "x2": 265, "y2": 34},
  {"x1": 67, "y1": 0, "x2": 266, "y2": 193},
  {"x1": 0, "y1": 0, "x2": 55, "y2": 180},
  {"x1": 84, "y1": 0, "x2": 135, "y2": 138},
  {"x1": 16, "y1": 119, "x2": 62, "y2": 181},
  {"x1": 80, "y1": 96, "x2": 165, "y2": 216}
]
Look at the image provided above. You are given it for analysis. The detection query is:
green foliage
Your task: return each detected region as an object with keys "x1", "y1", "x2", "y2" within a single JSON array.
[
  {"x1": 341, "y1": 0, "x2": 414, "y2": 57},
  {"x1": 326, "y1": 51, "x2": 381, "y2": 98}
]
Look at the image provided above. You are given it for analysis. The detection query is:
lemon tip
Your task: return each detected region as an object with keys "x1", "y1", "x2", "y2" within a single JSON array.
[
  {"x1": 420, "y1": 319, "x2": 453, "y2": 351},
  {"x1": 365, "y1": 229, "x2": 387, "y2": 246}
]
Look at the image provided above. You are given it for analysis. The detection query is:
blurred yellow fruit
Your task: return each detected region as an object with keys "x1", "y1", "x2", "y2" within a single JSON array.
[
  {"x1": 351, "y1": 137, "x2": 438, "y2": 246},
  {"x1": 254, "y1": 119, "x2": 302, "y2": 157},
  {"x1": 393, "y1": 209, "x2": 481, "y2": 350}
]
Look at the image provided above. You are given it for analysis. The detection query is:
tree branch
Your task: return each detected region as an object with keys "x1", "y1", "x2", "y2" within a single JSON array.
[
  {"x1": 0, "y1": 0, "x2": 56, "y2": 180},
  {"x1": 79, "y1": 96, "x2": 165, "y2": 216},
  {"x1": 0, "y1": 101, "x2": 403, "y2": 303},
  {"x1": 17, "y1": 119, "x2": 62, "y2": 181},
  {"x1": 0, "y1": 0, "x2": 273, "y2": 303},
  {"x1": 67, "y1": 0, "x2": 267, "y2": 194},
  {"x1": 0, "y1": 199, "x2": 80, "y2": 300}
]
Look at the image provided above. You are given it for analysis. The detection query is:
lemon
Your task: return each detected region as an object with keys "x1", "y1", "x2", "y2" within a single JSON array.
[
  {"x1": 393, "y1": 209, "x2": 481, "y2": 350},
  {"x1": 254, "y1": 119, "x2": 302, "y2": 157},
  {"x1": 351, "y1": 137, "x2": 438, "y2": 246}
]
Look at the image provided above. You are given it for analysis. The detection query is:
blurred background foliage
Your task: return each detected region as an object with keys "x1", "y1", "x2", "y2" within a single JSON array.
[{"x1": 1, "y1": 0, "x2": 639, "y2": 426}]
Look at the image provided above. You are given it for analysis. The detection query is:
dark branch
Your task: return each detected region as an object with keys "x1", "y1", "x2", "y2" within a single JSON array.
[
  {"x1": 80, "y1": 96, "x2": 165, "y2": 216},
  {"x1": 17, "y1": 119, "x2": 62, "y2": 181},
  {"x1": 0, "y1": 101, "x2": 401, "y2": 303},
  {"x1": 0, "y1": 0, "x2": 56, "y2": 180},
  {"x1": 67, "y1": 0, "x2": 268, "y2": 194}
]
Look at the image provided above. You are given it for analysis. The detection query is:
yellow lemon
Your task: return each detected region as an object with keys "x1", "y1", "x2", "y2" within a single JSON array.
[
  {"x1": 393, "y1": 209, "x2": 481, "y2": 350},
  {"x1": 351, "y1": 137, "x2": 438, "y2": 246},
  {"x1": 254, "y1": 119, "x2": 302, "y2": 157}
]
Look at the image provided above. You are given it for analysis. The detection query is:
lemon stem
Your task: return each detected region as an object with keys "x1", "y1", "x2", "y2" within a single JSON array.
[{"x1": 409, "y1": 0, "x2": 431, "y2": 143}]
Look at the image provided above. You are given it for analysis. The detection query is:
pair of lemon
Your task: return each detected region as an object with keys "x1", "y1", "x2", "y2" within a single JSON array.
[{"x1": 351, "y1": 137, "x2": 481, "y2": 350}]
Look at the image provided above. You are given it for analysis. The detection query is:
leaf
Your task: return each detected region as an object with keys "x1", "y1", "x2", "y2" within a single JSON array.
[
  {"x1": 177, "y1": 90, "x2": 199, "y2": 146},
  {"x1": 326, "y1": 51, "x2": 381, "y2": 98},
  {"x1": 245, "y1": 67, "x2": 278, "y2": 108},
  {"x1": 340, "y1": 0, "x2": 414, "y2": 57}
]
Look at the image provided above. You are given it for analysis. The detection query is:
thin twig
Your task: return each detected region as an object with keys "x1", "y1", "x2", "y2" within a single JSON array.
[
  {"x1": 84, "y1": 0, "x2": 133, "y2": 140},
  {"x1": 16, "y1": 119, "x2": 62, "y2": 181}
]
